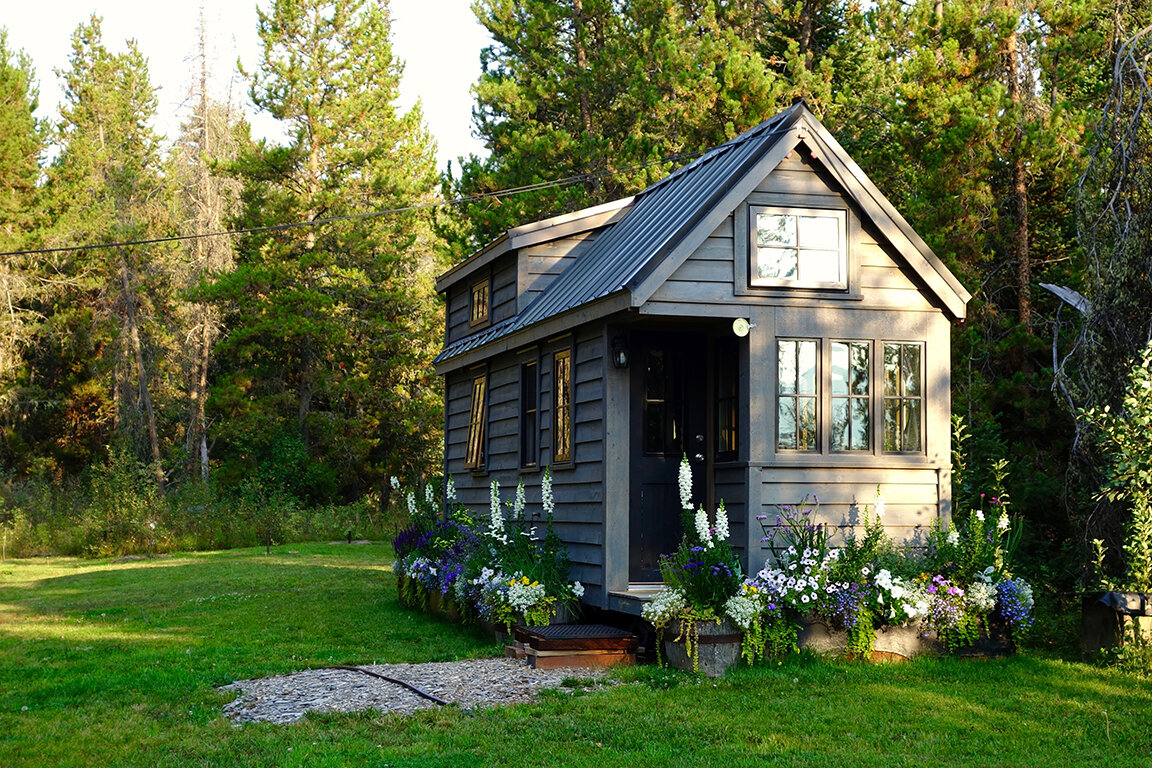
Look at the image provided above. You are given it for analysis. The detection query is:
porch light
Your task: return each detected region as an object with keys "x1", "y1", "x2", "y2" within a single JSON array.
[{"x1": 611, "y1": 337, "x2": 629, "y2": 369}]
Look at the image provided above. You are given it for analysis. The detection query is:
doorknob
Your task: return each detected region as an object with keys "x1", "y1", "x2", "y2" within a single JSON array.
[{"x1": 694, "y1": 453, "x2": 704, "y2": 462}]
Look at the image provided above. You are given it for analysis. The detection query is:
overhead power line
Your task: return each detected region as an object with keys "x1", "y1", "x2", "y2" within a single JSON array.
[{"x1": 0, "y1": 149, "x2": 704, "y2": 259}]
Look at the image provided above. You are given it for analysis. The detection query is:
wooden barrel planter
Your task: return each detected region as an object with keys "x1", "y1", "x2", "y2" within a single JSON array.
[
  {"x1": 662, "y1": 617, "x2": 742, "y2": 678},
  {"x1": 1081, "y1": 591, "x2": 1152, "y2": 658}
]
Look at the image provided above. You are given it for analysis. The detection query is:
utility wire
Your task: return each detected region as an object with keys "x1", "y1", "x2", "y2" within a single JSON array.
[{"x1": 0, "y1": 149, "x2": 704, "y2": 259}]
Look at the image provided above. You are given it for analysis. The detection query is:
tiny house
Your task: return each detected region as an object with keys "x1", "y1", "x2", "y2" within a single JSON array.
[{"x1": 433, "y1": 103, "x2": 970, "y2": 615}]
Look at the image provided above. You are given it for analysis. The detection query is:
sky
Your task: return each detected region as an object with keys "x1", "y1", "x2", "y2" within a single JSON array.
[{"x1": 2, "y1": 0, "x2": 492, "y2": 171}]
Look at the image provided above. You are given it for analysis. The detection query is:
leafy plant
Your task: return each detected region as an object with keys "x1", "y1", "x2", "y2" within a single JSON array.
[{"x1": 1081, "y1": 340, "x2": 1152, "y2": 592}]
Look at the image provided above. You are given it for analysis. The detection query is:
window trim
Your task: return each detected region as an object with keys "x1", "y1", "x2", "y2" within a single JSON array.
[
  {"x1": 552, "y1": 348, "x2": 573, "y2": 465},
  {"x1": 464, "y1": 373, "x2": 487, "y2": 471},
  {"x1": 749, "y1": 205, "x2": 848, "y2": 290}
]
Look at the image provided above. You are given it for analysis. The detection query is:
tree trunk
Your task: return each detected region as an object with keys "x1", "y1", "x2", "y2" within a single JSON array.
[
  {"x1": 799, "y1": 0, "x2": 815, "y2": 69},
  {"x1": 1003, "y1": 4, "x2": 1032, "y2": 328},
  {"x1": 120, "y1": 254, "x2": 165, "y2": 491}
]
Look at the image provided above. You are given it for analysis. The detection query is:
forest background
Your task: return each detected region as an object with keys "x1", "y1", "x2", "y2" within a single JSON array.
[{"x1": 0, "y1": 0, "x2": 1147, "y2": 593}]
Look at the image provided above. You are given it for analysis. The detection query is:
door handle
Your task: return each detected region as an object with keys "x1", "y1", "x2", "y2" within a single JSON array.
[{"x1": 694, "y1": 453, "x2": 704, "y2": 462}]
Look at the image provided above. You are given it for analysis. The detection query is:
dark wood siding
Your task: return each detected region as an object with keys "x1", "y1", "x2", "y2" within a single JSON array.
[
  {"x1": 444, "y1": 328, "x2": 609, "y2": 605},
  {"x1": 518, "y1": 232, "x2": 600, "y2": 311}
]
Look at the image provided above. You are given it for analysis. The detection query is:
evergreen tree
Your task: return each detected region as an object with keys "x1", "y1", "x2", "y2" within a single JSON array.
[
  {"x1": 0, "y1": 29, "x2": 46, "y2": 429},
  {"x1": 169, "y1": 15, "x2": 247, "y2": 484},
  {"x1": 204, "y1": 0, "x2": 442, "y2": 501},
  {"x1": 454, "y1": 0, "x2": 794, "y2": 246},
  {"x1": 27, "y1": 17, "x2": 174, "y2": 482}
]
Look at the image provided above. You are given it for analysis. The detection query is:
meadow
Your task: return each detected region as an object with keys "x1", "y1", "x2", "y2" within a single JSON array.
[{"x1": 1, "y1": 543, "x2": 1149, "y2": 767}]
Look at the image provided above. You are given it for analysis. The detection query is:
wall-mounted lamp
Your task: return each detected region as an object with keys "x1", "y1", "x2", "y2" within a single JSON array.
[{"x1": 611, "y1": 337, "x2": 629, "y2": 369}]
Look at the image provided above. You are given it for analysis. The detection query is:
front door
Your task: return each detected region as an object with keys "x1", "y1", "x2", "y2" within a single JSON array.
[{"x1": 629, "y1": 333, "x2": 709, "y2": 582}]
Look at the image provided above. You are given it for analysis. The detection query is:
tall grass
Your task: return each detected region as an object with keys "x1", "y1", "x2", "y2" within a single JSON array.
[{"x1": 0, "y1": 451, "x2": 399, "y2": 559}]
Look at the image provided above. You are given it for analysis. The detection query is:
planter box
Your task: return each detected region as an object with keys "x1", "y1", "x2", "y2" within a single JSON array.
[
  {"x1": 1081, "y1": 590, "x2": 1152, "y2": 658},
  {"x1": 872, "y1": 623, "x2": 940, "y2": 660},
  {"x1": 662, "y1": 617, "x2": 742, "y2": 678}
]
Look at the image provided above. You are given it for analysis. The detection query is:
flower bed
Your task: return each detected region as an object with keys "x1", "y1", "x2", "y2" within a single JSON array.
[
  {"x1": 391, "y1": 470, "x2": 583, "y2": 636},
  {"x1": 642, "y1": 458, "x2": 1036, "y2": 674}
]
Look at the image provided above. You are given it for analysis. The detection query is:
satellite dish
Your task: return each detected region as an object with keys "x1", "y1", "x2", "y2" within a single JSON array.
[{"x1": 732, "y1": 318, "x2": 751, "y2": 338}]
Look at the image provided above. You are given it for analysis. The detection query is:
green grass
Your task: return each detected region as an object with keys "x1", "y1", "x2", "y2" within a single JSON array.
[{"x1": 2, "y1": 545, "x2": 1150, "y2": 767}]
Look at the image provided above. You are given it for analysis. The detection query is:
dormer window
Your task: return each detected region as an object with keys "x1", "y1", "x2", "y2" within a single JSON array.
[
  {"x1": 470, "y1": 279, "x2": 490, "y2": 327},
  {"x1": 751, "y1": 206, "x2": 846, "y2": 290}
]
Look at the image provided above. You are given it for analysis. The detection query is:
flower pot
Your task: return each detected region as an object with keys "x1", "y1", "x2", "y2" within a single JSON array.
[
  {"x1": 872, "y1": 623, "x2": 939, "y2": 661},
  {"x1": 796, "y1": 616, "x2": 848, "y2": 656},
  {"x1": 952, "y1": 617, "x2": 1016, "y2": 659},
  {"x1": 1081, "y1": 590, "x2": 1152, "y2": 658},
  {"x1": 662, "y1": 617, "x2": 742, "y2": 678}
]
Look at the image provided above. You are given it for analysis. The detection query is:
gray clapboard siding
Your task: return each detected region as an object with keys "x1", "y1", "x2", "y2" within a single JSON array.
[
  {"x1": 445, "y1": 287, "x2": 471, "y2": 344},
  {"x1": 491, "y1": 257, "x2": 518, "y2": 325},
  {"x1": 518, "y1": 232, "x2": 600, "y2": 310}
]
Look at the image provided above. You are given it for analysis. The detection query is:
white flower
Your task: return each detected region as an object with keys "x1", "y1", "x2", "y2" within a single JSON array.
[
  {"x1": 861, "y1": 566, "x2": 871, "y2": 577},
  {"x1": 975, "y1": 510, "x2": 985, "y2": 522},
  {"x1": 446, "y1": 475, "x2": 456, "y2": 501},
  {"x1": 800, "y1": 594, "x2": 811, "y2": 603},
  {"x1": 679, "y1": 456, "x2": 694, "y2": 510},
  {"x1": 715, "y1": 501, "x2": 730, "y2": 542},
  {"x1": 947, "y1": 530, "x2": 960, "y2": 546},
  {"x1": 695, "y1": 507, "x2": 713, "y2": 548},
  {"x1": 998, "y1": 514, "x2": 1009, "y2": 531},
  {"x1": 642, "y1": 588, "x2": 687, "y2": 627},
  {"x1": 406, "y1": 491, "x2": 417, "y2": 519},
  {"x1": 541, "y1": 467, "x2": 554, "y2": 518},
  {"x1": 875, "y1": 497, "x2": 886, "y2": 520},
  {"x1": 966, "y1": 580, "x2": 997, "y2": 614},
  {"x1": 890, "y1": 584, "x2": 905, "y2": 600},
  {"x1": 425, "y1": 483, "x2": 435, "y2": 506},
  {"x1": 390, "y1": 476, "x2": 401, "y2": 491},
  {"x1": 513, "y1": 480, "x2": 526, "y2": 517},
  {"x1": 572, "y1": 581, "x2": 585, "y2": 599},
  {"x1": 488, "y1": 480, "x2": 507, "y2": 544}
]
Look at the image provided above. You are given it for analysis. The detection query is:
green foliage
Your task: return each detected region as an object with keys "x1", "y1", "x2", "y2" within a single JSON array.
[
  {"x1": 1082, "y1": 340, "x2": 1152, "y2": 592},
  {"x1": 204, "y1": 0, "x2": 445, "y2": 500},
  {"x1": 80, "y1": 447, "x2": 161, "y2": 557}
]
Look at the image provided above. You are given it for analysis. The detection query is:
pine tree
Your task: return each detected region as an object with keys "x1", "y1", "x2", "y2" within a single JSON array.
[
  {"x1": 454, "y1": 0, "x2": 793, "y2": 247},
  {"x1": 204, "y1": 0, "x2": 442, "y2": 500},
  {"x1": 0, "y1": 29, "x2": 46, "y2": 417},
  {"x1": 169, "y1": 14, "x2": 247, "y2": 484},
  {"x1": 32, "y1": 16, "x2": 175, "y2": 483}
]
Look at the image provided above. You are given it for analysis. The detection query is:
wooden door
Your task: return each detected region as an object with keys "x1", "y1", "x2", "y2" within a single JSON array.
[{"x1": 628, "y1": 333, "x2": 709, "y2": 582}]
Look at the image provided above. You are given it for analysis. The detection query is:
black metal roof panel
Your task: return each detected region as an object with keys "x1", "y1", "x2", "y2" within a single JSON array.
[{"x1": 434, "y1": 104, "x2": 804, "y2": 365}]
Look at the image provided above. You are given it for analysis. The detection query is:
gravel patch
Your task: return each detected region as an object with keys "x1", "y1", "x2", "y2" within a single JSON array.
[{"x1": 220, "y1": 657, "x2": 611, "y2": 724}]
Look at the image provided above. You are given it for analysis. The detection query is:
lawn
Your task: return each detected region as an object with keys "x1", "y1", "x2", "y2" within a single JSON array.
[{"x1": 1, "y1": 544, "x2": 1150, "y2": 768}]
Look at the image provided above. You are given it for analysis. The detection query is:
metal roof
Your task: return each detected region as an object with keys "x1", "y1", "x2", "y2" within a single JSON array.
[{"x1": 435, "y1": 104, "x2": 805, "y2": 365}]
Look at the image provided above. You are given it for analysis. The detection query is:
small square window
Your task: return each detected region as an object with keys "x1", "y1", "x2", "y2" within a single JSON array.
[{"x1": 751, "y1": 207, "x2": 846, "y2": 289}]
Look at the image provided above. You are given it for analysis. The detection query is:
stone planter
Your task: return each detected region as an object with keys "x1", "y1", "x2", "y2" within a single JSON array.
[
  {"x1": 1081, "y1": 590, "x2": 1152, "y2": 658},
  {"x1": 662, "y1": 617, "x2": 742, "y2": 678},
  {"x1": 872, "y1": 622, "x2": 940, "y2": 660},
  {"x1": 796, "y1": 616, "x2": 848, "y2": 656},
  {"x1": 797, "y1": 616, "x2": 944, "y2": 661}
]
